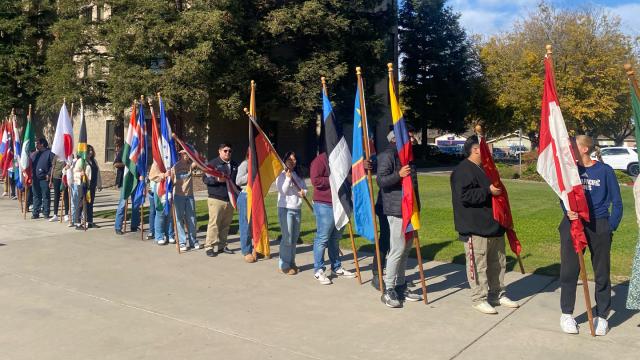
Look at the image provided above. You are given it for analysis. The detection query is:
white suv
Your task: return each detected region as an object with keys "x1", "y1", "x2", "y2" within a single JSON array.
[{"x1": 592, "y1": 147, "x2": 638, "y2": 176}]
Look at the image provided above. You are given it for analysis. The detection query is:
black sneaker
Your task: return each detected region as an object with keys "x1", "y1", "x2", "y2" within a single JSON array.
[
  {"x1": 206, "y1": 249, "x2": 217, "y2": 257},
  {"x1": 381, "y1": 288, "x2": 402, "y2": 308},
  {"x1": 75, "y1": 225, "x2": 84, "y2": 231},
  {"x1": 115, "y1": 230, "x2": 124, "y2": 235},
  {"x1": 31, "y1": 214, "x2": 40, "y2": 219},
  {"x1": 371, "y1": 272, "x2": 386, "y2": 291},
  {"x1": 218, "y1": 246, "x2": 234, "y2": 255},
  {"x1": 396, "y1": 284, "x2": 423, "y2": 302}
]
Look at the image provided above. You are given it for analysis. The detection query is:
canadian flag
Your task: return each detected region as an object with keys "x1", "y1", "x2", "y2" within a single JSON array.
[
  {"x1": 537, "y1": 55, "x2": 590, "y2": 253},
  {"x1": 51, "y1": 102, "x2": 74, "y2": 163}
]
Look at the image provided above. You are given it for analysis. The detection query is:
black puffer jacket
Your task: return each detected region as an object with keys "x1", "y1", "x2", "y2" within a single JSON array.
[
  {"x1": 376, "y1": 147, "x2": 420, "y2": 217},
  {"x1": 203, "y1": 157, "x2": 238, "y2": 201}
]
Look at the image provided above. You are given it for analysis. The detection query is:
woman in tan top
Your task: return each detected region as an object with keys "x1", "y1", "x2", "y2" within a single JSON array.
[{"x1": 172, "y1": 150, "x2": 199, "y2": 251}]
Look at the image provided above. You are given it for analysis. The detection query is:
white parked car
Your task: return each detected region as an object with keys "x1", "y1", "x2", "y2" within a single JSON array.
[{"x1": 591, "y1": 147, "x2": 638, "y2": 176}]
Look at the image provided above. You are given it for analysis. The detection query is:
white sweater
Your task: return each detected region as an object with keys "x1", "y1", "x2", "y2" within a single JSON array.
[{"x1": 276, "y1": 171, "x2": 307, "y2": 209}]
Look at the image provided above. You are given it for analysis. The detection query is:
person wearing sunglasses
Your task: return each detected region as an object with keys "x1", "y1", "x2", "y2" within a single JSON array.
[{"x1": 203, "y1": 143, "x2": 238, "y2": 257}]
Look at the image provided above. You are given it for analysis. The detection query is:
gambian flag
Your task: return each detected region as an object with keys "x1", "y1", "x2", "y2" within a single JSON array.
[
  {"x1": 537, "y1": 53, "x2": 590, "y2": 253},
  {"x1": 322, "y1": 79, "x2": 352, "y2": 230},
  {"x1": 247, "y1": 81, "x2": 283, "y2": 257},
  {"x1": 351, "y1": 76, "x2": 375, "y2": 242},
  {"x1": 478, "y1": 134, "x2": 522, "y2": 255},
  {"x1": 51, "y1": 102, "x2": 74, "y2": 163},
  {"x1": 120, "y1": 104, "x2": 139, "y2": 200},
  {"x1": 77, "y1": 102, "x2": 91, "y2": 203},
  {"x1": 388, "y1": 65, "x2": 420, "y2": 240}
]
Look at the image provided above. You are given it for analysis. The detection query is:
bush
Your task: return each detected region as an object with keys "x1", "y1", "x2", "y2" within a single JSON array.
[
  {"x1": 521, "y1": 162, "x2": 543, "y2": 181},
  {"x1": 615, "y1": 170, "x2": 634, "y2": 184}
]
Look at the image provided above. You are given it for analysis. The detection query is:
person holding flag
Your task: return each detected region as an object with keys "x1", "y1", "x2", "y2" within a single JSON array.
[
  {"x1": 171, "y1": 149, "x2": 199, "y2": 251},
  {"x1": 30, "y1": 138, "x2": 54, "y2": 219},
  {"x1": 450, "y1": 135, "x2": 520, "y2": 314},
  {"x1": 625, "y1": 63, "x2": 640, "y2": 311},
  {"x1": 377, "y1": 64, "x2": 424, "y2": 308}
]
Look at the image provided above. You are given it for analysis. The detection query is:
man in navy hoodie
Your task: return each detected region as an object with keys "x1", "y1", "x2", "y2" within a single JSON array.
[
  {"x1": 559, "y1": 135, "x2": 622, "y2": 336},
  {"x1": 30, "y1": 138, "x2": 54, "y2": 219}
]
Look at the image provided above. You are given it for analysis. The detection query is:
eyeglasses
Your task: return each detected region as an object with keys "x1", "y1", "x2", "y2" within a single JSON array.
[{"x1": 222, "y1": 149, "x2": 232, "y2": 153}]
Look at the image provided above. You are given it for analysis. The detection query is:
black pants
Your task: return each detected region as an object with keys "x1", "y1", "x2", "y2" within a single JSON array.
[
  {"x1": 52, "y1": 178, "x2": 69, "y2": 216},
  {"x1": 372, "y1": 208, "x2": 390, "y2": 274},
  {"x1": 559, "y1": 217, "x2": 612, "y2": 318},
  {"x1": 75, "y1": 186, "x2": 96, "y2": 224}
]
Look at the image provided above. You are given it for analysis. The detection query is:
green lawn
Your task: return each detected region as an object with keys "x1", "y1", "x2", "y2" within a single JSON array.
[{"x1": 98, "y1": 175, "x2": 638, "y2": 282}]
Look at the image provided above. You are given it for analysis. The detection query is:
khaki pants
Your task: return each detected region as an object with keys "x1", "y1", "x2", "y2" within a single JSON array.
[
  {"x1": 205, "y1": 198, "x2": 234, "y2": 250},
  {"x1": 464, "y1": 235, "x2": 506, "y2": 304}
]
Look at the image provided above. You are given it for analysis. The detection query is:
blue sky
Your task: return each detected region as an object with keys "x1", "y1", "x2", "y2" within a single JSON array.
[{"x1": 448, "y1": 0, "x2": 640, "y2": 37}]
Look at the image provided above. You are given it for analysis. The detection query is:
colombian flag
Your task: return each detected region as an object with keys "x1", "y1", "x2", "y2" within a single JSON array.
[
  {"x1": 247, "y1": 81, "x2": 283, "y2": 257},
  {"x1": 388, "y1": 64, "x2": 420, "y2": 239}
]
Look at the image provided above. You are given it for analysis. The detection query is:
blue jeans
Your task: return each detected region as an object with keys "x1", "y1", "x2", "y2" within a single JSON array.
[
  {"x1": 114, "y1": 195, "x2": 140, "y2": 231},
  {"x1": 72, "y1": 184, "x2": 83, "y2": 224},
  {"x1": 154, "y1": 206, "x2": 175, "y2": 241},
  {"x1": 175, "y1": 195, "x2": 197, "y2": 247},
  {"x1": 278, "y1": 207, "x2": 301, "y2": 270},
  {"x1": 313, "y1": 203, "x2": 342, "y2": 273},
  {"x1": 238, "y1": 191, "x2": 253, "y2": 255},
  {"x1": 147, "y1": 191, "x2": 156, "y2": 237},
  {"x1": 32, "y1": 179, "x2": 50, "y2": 217}
]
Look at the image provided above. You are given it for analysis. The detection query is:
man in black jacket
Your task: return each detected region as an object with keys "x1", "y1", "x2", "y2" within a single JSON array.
[
  {"x1": 377, "y1": 130, "x2": 423, "y2": 308},
  {"x1": 31, "y1": 138, "x2": 54, "y2": 219},
  {"x1": 203, "y1": 143, "x2": 238, "y2": 257},
  {"x1": 450, "y1": 136, "x2": 519, "y2": 314}
]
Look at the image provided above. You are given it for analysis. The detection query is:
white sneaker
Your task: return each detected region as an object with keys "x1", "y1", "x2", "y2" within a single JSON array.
[
  {"x1": 594, "y1": 317, "x2": 608, "y2": 336},
  {"x1": 179, "y1": 245, "x2": 188, "y2": 252},
  {"x1": 49, "y1": 215, "x2": 58, "y2": 222},
  {"x1": 63, "y1": 215, "x2": 69, "y2": 222},
  {"x1": 192, "y1": 243, "x2": 203, "y2": 250},
  {"x1": 473, "y1": 301, "x2": 498, "y2": 314},
  {"x1": 489, "y1": 296, "x2": 519, "y2": 308},
  {"x1": 168, "y1": 238, "x2": 176, "y2": 244},
  {"x1": 314, "y1": 270, "x2": 332, "y2": 285},
  {"x1": 332, "y1": 268, "x2": 356, "y2": 279},
  {"x1": 560, "y1": 314, "x2": 579, "y2": 334},
  {"x1": 157, "y1": 239, "x2": 168, "y2": 246}
]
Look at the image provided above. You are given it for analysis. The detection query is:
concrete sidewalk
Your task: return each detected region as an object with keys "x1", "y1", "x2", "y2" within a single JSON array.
[{"x1": 0, "y1": 197, "x2": 638, "y2": 360}]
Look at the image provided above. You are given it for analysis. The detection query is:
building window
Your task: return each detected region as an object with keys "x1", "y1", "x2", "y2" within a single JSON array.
[
  {"x1": 105, "y1": 120, "x2": 116, "y2": 163},
  {"x1": 97, "y1": 5, "x2": 104, "y2": 21}
]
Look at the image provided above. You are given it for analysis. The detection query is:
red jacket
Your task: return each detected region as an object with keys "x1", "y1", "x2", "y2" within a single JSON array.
[{"x1": 310, "y1": 152, "x2": 332, "y2": 205}]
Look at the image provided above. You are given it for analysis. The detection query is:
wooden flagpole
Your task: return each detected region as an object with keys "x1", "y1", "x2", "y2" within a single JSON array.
[
  {"x1": 24, "y1": 105, "x2": 32, "y2": 220},
  {"x1": 123, "y1": 198, "x2": 129, "y2": 232},
  {"x1": 387, "y1": 63, "x2": 428, "y2": 304},
  {"x1": 547, "y1": 44, "x2": 595, "y2": 337},
  {"x1": 69, "y1": 102, "x2": 75, "y2": 226},
  {"x1": 625, "y1": 63, "x2": 640, "y2": 103},
  {"x1": 356, "y1": 67, "x2": 384, "y2": 292}
]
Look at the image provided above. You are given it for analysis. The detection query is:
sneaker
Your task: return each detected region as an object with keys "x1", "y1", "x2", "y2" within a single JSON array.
[
  {"x1": 179, "y1": 245, "x2": 188, "y2": 252},
  {"x1": 68, "y1": 223, "x2": 76, "y2": 228},
  {"x1": 314, "y1": 270, "x2": 332, "y2": 285},
  {"x1": 75, "y1": 225, "x2": 84, "y2": 231},
  {"x1": 11, "y1": 196, "x2": 17, "y2": 200},
  {"x1": 594, "y1": 317, "x2": 608, "y2": 336},
  {"x1": 168, "y1": 238, "x2": 176, "y2": 244},
  {"x1": 146, "y1": 233, "x2": 154, "y2": 240},
  {"x1": 287, "y1": 268, "x2": 298, "y2": 275},
  {"x1": 332, "y1": 268, "x2": 356, "y2": 279},
  {"x1": 489, "y1": 296, "x2": 519, "y2": 309},
  {"x1": 49, "y1": 215, "x2": 59, "y2": 222},
  {"x1": 397, "y1": 285, "x2": 423, "y2": 302},
  {"x1": 192, "y1": 243, "x2": 203, "y2": 250},
  {"x1": 157, "y1": 239, "x2": 168, "y2": 246},
  {"x1": 244, "y1": 254, "x2": 256, "y2": 263},
  {"x1": 63, "y1": 215, "x2": 69, "y2": 222},
  {"x1": 472, "y1": 301, "x2": 498, "y2": 315},
  {"x1": 31, "y1": 214, "x2": 40, "y2": 219},
  {"x1": 206, "y1": 249, "x2": 217, "y2": 257},
  {"x1": 560, "y1": 314, "x2": 579, "y2": 334},
  {"x1": 218, "y1": 246, "x2": 234, "y2": 255},
  {"x1": 115, "y1": 229, "x2": 124, "y2": 235},
  {"x1": 381, "y1": 288, "x2": 402, "y2": 308}
]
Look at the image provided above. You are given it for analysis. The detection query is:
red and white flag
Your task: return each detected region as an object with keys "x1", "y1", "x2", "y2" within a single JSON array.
[
  {"x1": 51, "y1": 102, "x2": 74, "y2": 163},
  {"x1": 537, "y1": 55, "x2": 590, "y2": 253}
]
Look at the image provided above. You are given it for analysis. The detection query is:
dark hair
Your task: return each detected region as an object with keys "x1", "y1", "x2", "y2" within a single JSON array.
[
  {"x1": 283, "y1": 151, "x2": 297, "y2": 171},
  {"x1": 87, "y1": 144, "x2": 95, "y2": 159},
  {"x1": 218, "y1": 143, "x2": 232, "y2": 150},
  {"x1": 463, "y1": 135, "x2": 479, "y2": 157},
  {"x1": 38, "y1": 138, "x2": 48, "y2": 148}
]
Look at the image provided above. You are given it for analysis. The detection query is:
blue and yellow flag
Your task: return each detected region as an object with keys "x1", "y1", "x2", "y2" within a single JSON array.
[
  {"x1": 388, "y1": 64, "x2": 420, "y2": 238},
  {"x1": 351, "y1": 77, "x2": 375, "y2": 242}
]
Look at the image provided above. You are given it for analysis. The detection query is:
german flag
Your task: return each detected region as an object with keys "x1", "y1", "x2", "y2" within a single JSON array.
[{"x1": 247, "y1": 81, "x2": 283, "y2": 257}]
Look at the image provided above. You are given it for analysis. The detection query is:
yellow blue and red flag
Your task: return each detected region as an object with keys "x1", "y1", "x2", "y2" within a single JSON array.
[{"x1": 388, "y1": 65, "x2": 420, "y2": 239}]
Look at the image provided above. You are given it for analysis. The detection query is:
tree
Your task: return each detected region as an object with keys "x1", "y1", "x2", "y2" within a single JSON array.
[
  {"x1": 479, "y1": 3, "x2": 639, "y2": 144},
  {"x1": 0, "y1": 1, "x2": 56, "y2": 115},
  {"x1": 398, "y1": 0, "x2": 476, "y2": 134}
]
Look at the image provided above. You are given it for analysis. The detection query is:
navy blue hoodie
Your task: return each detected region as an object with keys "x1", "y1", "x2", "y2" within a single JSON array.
[{"x1": 578, "y1": 161, "x2": 623, "y2": 231}]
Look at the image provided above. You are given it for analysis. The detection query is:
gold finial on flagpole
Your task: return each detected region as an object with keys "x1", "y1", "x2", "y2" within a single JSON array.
[{"x1": 546, "y1": 44, "x2": 553, "y2": 55}]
